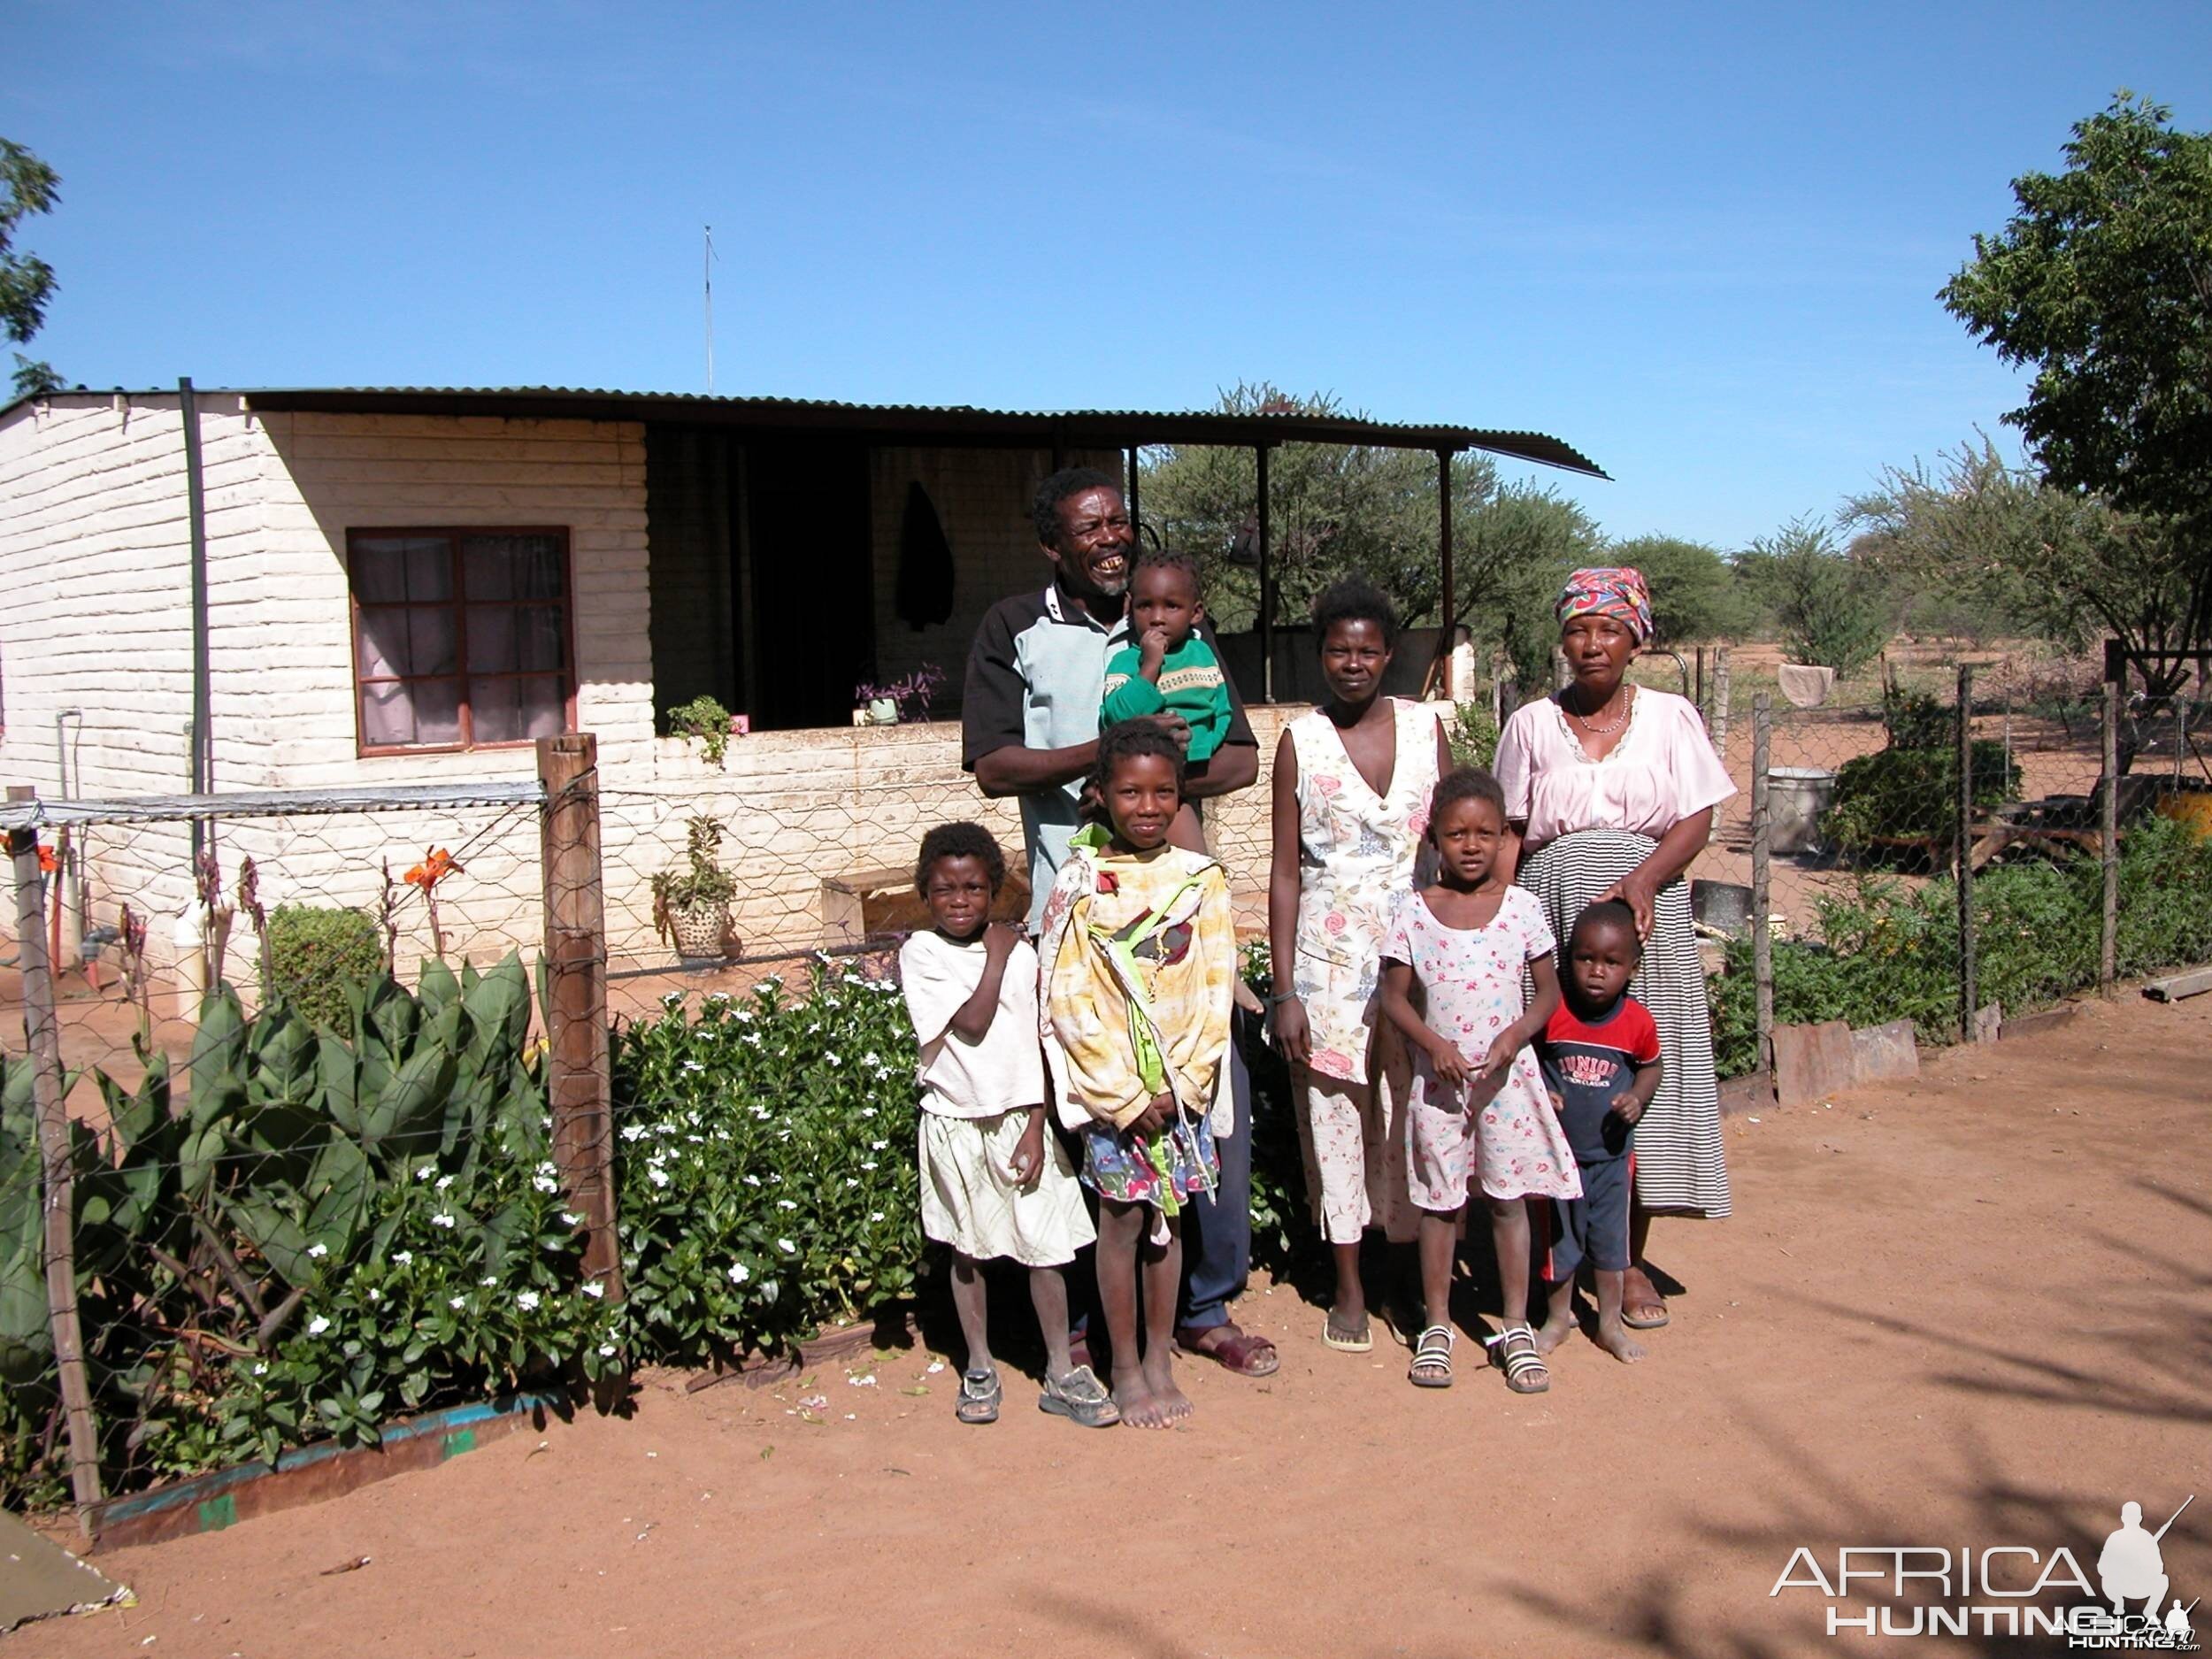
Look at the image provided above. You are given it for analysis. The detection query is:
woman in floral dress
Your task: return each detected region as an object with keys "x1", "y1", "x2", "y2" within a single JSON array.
[{"x1": 1267, "y1": 578, "x2": 1451, "y2": 1352}]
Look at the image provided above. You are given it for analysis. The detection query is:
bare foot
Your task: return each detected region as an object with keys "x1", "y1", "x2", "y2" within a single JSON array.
[
  {"x1": 1535, "y1": 1302, "x2": 1578, "y2": 1355},
  {"x1": 1594, "y1": 1316, "x2": 1646, "y2": 1363},
  {"x1": 1111, "y1": 1364, "x2": 1169, "y2": 1429},
  {"x1": 1142, "y1": 1352, "x2": 1192, "y2": 1423}
]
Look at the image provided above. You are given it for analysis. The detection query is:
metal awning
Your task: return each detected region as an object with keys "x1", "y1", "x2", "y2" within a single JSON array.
[{"x1": 231, "y1": 386, "x2": 1605, "y2": 477}]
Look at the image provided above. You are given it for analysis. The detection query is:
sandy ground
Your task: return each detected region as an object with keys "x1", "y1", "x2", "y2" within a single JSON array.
[{"x1": 15, "y1": 987, "x2": 2209, "y2": 1659}]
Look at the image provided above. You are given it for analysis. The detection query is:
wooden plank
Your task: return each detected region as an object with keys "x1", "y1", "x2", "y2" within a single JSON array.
[
  {"x1": 9, "y1": 791, "x2": 104, "y2": 1526},
  {"x1": 2144, "y1": 967, "x2": 2212, "y2": 1003},
  {"x1": 539, "y1": 735, "x2": 619, "y2": 1296},
  {"x1": 86, "y1": 1395, "x2": 555, "y2": 1553}
]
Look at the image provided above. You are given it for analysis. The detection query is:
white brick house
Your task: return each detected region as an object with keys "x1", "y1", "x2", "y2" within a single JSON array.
[{"x1": 0, "y1": 387, "x2": 1597, "y2": 979}]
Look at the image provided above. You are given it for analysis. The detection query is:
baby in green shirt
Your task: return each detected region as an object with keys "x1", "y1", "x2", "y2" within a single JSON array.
[{"x1": 1099, "y1": 548, "x2": 1231, "y2": 853}]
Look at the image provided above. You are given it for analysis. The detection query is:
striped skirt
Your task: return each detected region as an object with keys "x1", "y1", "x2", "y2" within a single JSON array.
[{"x1": 1521, "y1": 829, "x2": 1732, "y2": 1219}]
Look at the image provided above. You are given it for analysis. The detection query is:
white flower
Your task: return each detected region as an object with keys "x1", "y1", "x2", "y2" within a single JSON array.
[
  {"x1": 449, "y1": 1295, "x2": 466, "y2": 1310},
  {"x1": 581, "y1": 1281, "x2": 605, "y2": 1298},
  {"x1": 648, "y1": 1166, "x2": 672, "y2": 1189},
  {"x1": 861, "y1": 1108, "x2": 877, "y2": 1119},
  {"x1": 416, "y1": 1165, "x2": 435, "y2": 1181},
  {"x1": 481, "y1": 1276, "x2": 498, "y2": 1286},
  {"x1": 846, "y1": 1178, "x2": 860, "y2": 1187},
  {"x1": 869, "y1": 1211, "x2": 885, "y2": 1223},
  {"x1": 533, "y1": 1174, "x2": 559, "y2": 1194},
  {"x1": 682, "y1": 1060, "x2": 706, "y2": 1074},
  {"x1": 598, "y1": 1343, "x2": 618, "y2": 1357},
  {"x1": 727, "y1": 1263, "x2": 750, "y2": 1285},
  {"x1": 436, "y1": 1174, "x2": 455, "y2": 1192},
  {"x1": 392, "y1": 1250, "x2": 414, "y2": 1265},
  {"x1": 777, "y1": 1199, "x2": 797, "y2": 1210},
  {"x1": 306, "y1": 1241, "x2": 329, "y2": 1259},
  {"x1": 861, "y1": 1162, "x2": 877, "y2": 1171},
  {"x1": 707, "y1": 991, "x2": 731, "y2": 1003},
  {"x1": 621, "y1": 1125, "x2": 648, "y2": 1142},
  {"x1": 871, "y1": 1141, "x2": 888, "y2": 1151},
  {"x1": 825, "y1": 1052, "x2": 842, "y2": 1067},
  {"x1": 517, "y1": 1290, "x2": 541, "y2": 1311},
  {"x1": 306, "y1": 1315, "x2": 331, "y2": 1336},
  {"x1": 661, "y1": 991, "x2": 684, "y2": 1007},
  {"x1": 777, "y1": 1237, "x2": 797, "y2": 1253},
  {"x1": 367, "y1": 1287, "x2": 381, "y2": 1303},
  {"x1": 431, "y1": 1213, "x2": 457, "y2": 1229},
  {"x1": 252, "y1": 1362, "x2": 268, "y2": 1376},
  {"x1": 860, "y1": 1051, "x2": 879, "y2": 1065},
  {"x1": 536, "y1": 1161, "x2": 557, "y2": 1177},
  {"x1": 560, "y1": 1211, "x2": 580, "y2": 1226},
  {"x1": 742, "y1": 1174, "x2": 761, "y2": 1187}
]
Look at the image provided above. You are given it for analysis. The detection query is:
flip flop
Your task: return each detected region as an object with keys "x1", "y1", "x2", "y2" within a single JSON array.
[
  {"x1": 1621, "y1": 1303, "x2": 1671, "y2": 1330},
  {"x1": 1172, "y1": 1324, "x2": 1280, "y2": 1378},
  {"x1": 1321, "y1": 1313, "x2": 1373, "y2": 1354},
  {"x1": 1038, "y1": 1364, "x2": 1120, "y2": 1429}
]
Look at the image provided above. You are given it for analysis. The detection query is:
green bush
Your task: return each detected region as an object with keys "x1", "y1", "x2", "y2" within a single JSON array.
[
  {"x1": 0, "y1": 954, "x2": 620, "y2": 1508},
  {"x1": 265, "y1": 905, "x2": 384, "y2": 1032},
  {"x1": 1823, "y1": 741, "x2": 2023, "y2": 850},
  {"x1": 611, "y1": 963, "x2": 924, "y2": 1364},
  {"x1": 1447, "y1": 703, "x2": 1500, "y2": 772},
  {"x1": 1711, "y1": 815, "x2": 2212, "y2": 1075}
]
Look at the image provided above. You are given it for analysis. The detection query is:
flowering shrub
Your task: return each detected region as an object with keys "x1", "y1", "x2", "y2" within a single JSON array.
[
  {"x1": 611, "y1": 960, "x2": 924, "y2": 1364},
  {"x1": 0, "y1": 954, "x2": 621, "y2": 1507}
]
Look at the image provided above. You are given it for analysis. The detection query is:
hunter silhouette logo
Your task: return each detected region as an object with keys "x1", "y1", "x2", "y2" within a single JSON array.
[{"x1": 1770, "y1": 1493, "x2": 2196, "y2": 1646}]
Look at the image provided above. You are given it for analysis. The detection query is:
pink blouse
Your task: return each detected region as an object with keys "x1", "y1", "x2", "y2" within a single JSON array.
[{"x1": 1494, "y1": 688, "x2": 1734, "y2": 848}]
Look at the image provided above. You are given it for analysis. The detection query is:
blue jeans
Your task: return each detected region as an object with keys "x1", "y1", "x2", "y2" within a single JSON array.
[{"x1": 1177, "y1": 1018, "x2": 1255, "y2": 1331}]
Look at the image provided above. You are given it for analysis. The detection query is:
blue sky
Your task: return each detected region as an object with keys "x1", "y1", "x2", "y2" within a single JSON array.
[{"x1": 9, "y1": 2, "x2": 2208, "y2": 549}]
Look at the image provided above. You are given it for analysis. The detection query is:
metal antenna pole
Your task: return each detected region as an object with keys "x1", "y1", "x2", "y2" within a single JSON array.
[{"x1": 703, "y1": 225, "x2": 717, "y2": 395}]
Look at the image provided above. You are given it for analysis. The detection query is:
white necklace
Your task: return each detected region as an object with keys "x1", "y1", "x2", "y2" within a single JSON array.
[{"x1": 1569, "y1": 684, "x2": 1633, "y2": 734}]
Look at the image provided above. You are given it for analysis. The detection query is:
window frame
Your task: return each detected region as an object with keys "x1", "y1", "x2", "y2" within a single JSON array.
[{"x1": 345, "y1": 526, "x2": 580, "y2": 757}]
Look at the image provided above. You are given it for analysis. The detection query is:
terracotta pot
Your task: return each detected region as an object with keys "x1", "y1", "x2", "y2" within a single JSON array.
[{"x1": 668, "y1": 901, "x2": 732, "y2": 960}]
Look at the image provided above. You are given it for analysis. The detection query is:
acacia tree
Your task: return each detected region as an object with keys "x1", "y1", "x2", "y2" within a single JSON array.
[
  {"x1": 1734, "y1": 516, "x2": 1891, "y2": 679},
  {"x1": 1939, "y1": 93, "x2": 2212, "y2": 684},
  {"x1": 1, "y1": 139, "x2": 61, "y2": 398},
  {"x1": 1138, "y1": 382, "x2": 1601, "y2": 687}
]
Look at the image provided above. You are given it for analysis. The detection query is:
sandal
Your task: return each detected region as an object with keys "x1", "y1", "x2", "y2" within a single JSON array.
[
  {"x1": 956, "y1": 1367, "x2": 1002, "y2": 1425},
  {"x1": 1488, "y1": 1323, "x2": 1550, "y2": 1394},
  {"x1": 1622, "y1": 1270, "x2": 1670, "y2": 1329},
  {"x1": 1172, "y1": 1324, "x2": 1280, "y2": 1378},
  {"x1": 1409, "y1": 1325, "x2": 1455, "y2": 1388},
  {"x1": 1321, "y1": 1313, "x2": 1373, "y2": 1354},
  {"x1": 1038, "y1": 1364, "x2": 1120, "y2": 1429}
]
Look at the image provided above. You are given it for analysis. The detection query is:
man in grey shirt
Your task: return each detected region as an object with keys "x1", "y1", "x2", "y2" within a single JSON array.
[{"x1": 961, "y1": 466, "x2": 1279, "y2": 1378}]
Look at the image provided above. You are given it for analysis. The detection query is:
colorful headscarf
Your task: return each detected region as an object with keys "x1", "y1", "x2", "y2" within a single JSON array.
[{"x1": 1555, "y1": 566, "x2": 1653, "y2": 642}]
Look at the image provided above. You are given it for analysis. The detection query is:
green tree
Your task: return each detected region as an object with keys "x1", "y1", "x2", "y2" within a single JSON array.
[
  {"x1": 1738, "y1": 516, "x2": 1891, "y2": 678},
  {"x1": 1608, "y1": 534, "x2": 1751, "y2": 646},
  {"x1": 1939, "y1": 93, "x2": 2212, "y2": 678},
  {"x1": 1139, "y1": 382, "x2": 1601, "y2": 693},
  {"x1": 1941, "y1": 93, "x2": 2212, "y2": 527},
  {"x1": 1, "y1": 140, "x2": 62, "y2": 398}
]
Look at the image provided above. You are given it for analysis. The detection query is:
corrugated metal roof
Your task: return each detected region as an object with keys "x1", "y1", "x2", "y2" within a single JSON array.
[
  {"x1": 229, "y1": 386, "x2": 1606, "y2": 477},
  {"x1": 4, "y1": 384, "x2": 1606, "y2": 477}
]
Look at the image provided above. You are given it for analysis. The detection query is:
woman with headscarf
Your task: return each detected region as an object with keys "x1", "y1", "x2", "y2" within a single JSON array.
[{"x1": 1494, "y1": 567, "x2": 1734, "y2": 1329}]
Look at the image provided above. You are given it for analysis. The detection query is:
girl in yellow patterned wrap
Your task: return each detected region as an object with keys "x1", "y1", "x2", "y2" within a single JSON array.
[{"x1": 1038, "y1": 721, "x2": 1236, "y2": 1429}]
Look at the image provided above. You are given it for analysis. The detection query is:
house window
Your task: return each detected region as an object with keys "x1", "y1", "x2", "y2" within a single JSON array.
[{"x1": 349, "y1": 529, "x2": 574, "y2": 752}]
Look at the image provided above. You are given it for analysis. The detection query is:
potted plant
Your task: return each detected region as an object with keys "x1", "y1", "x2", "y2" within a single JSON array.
[
  {"x1": 852, "y1": 664, "x2": 945, "y2": 727},
  {"x1": 652, "y1": 817, "x2": 739, "y2": 960},
  {"x1": 667, "y1": 695, "x2": 737, "y2": 768}
]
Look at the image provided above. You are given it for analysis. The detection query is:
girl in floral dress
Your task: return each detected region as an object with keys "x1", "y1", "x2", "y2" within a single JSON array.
[
  {"x1": 1039, "y1": 721, "x2": 1237, "y2": 1430},
  {"x1": 1379, "y1": 768, "x2": 1578, "y2": 1394},
  {"x1": 1267, "y1": 579, "x2": 1449, "y2": 1353}
]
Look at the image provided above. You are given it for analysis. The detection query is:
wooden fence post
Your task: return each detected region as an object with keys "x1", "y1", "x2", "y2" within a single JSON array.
[
  {"x1": 1750, "y1": 695, "x2": 1774, "y2": 1081},
  {"x1": 1708, "y1": 646, "x2": 1733, "y2": 847},
  {"x1": 1956, "y1": 664, "x2": 1980, "y2": 1041},
  {"x1": 2101, "y1": 677, "x2": 2119, "y2": 998},
  {"x1": 537, "y1": 736, "x2": 621, "y2": 1298},
  {"x1": 7, "y1": 789, "x2": 104, "y2": 1523}
]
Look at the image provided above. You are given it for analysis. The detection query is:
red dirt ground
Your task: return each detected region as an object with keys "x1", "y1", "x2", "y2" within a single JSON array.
[{"x1": 15, "y1": 987, "x2": 2210, "y2": 1659}]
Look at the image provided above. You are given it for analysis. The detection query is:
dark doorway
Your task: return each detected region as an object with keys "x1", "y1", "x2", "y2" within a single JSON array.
[{"x1": 744, "y1": 440, "x2": 873, "y2": 730}]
